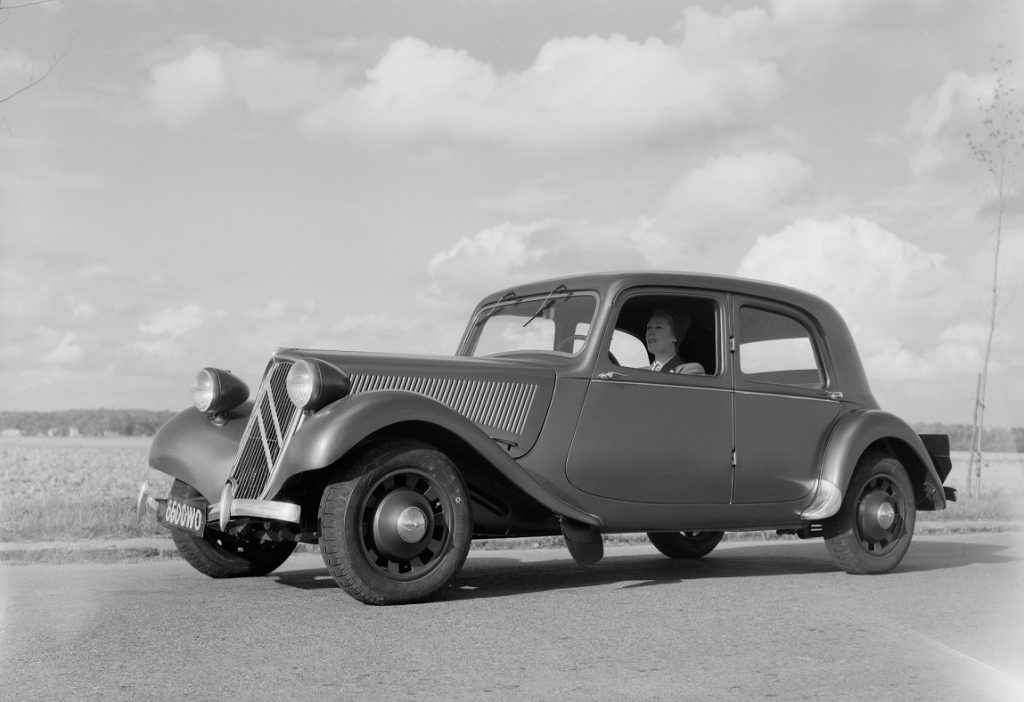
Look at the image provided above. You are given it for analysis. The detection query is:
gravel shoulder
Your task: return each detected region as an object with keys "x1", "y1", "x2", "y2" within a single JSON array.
[{"x1": 2, "y1": 520, "x2": 1020, "y2": 565}]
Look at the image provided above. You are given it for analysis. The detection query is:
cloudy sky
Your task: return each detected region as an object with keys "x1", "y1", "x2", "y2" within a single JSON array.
[{"x1": 1, "y1": 0, "x2": 1022, "y2": 427}]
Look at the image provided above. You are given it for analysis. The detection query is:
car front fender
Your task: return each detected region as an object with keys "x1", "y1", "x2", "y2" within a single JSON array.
[
  {"x1": 276, "y1": 390, "x2": 601, "y2": 527},
  {"x1": 148, "y1": 403, "x2": 252, "y2": 502},
  {"x1": 816, "y1": 408, "x2": 947, "y2": 515}
]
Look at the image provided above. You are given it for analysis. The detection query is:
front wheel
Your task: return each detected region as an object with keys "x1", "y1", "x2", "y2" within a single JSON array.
[
  {"x1": 169, "y1": 480, "x2": 297, "y2": 578},
  {"x1": 318, "y1": 440, "x2": 472, "y2": 605},
  {"x1": 647, "y1": 531, "x2": 724, "y2": 559},
  {"x1": 824, "y1": 453, "x2": 916, "y2": 574}
]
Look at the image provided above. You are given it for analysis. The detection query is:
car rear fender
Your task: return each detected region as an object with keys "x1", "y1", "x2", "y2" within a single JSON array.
[
  {"x1": 278, "y1": 390, "x2": 602, "y2": 526},
  {"x1": 148, "y1": 403, "x2": 253, "y2": 502},
  {"x1": 819, "y1": 409, "x2": 948, "y2": 513}
]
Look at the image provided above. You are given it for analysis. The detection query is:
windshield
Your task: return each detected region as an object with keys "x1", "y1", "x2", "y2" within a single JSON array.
[{"x1": 465, "y1": 291, "x2": 598, "y2": 357}]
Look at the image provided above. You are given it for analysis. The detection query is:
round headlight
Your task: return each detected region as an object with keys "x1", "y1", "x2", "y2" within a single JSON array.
[
  {"x1": 191, "y1": 368, "x2": 250, "y2": 415},
  {"x1": 286, "y1": 358, "x2": 351, "y2": 411}
]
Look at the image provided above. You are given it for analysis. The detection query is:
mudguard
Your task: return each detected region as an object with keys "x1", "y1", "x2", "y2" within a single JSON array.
[
  {"x1": 820, "y1": 408, "x2": 947, "y2": 510},
  {"x1": 276, "y1": 390, "x2": 602, "y2": 526},
  {"x1": 148, "y1": 402, "x2": 252, "y2": 502}
]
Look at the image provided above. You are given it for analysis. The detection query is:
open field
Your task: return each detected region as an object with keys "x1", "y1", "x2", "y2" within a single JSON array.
[
  {"x1": 1, "y1": 437, "x2": 1022, "y2": 543},
  {"x1": 0, "y1": 437, "x2": 168, "y2": 541}
]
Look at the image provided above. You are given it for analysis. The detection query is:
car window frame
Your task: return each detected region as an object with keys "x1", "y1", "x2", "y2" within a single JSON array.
[
  {"x1": 462, "y1": 289, "x2": 600, "y2": 359},
  {"x1": 732, "y1": 297, "x2": 835, "y2": 397},
  {"x1": 594, "y1": 286, "x2": 730, "y2": 389}
]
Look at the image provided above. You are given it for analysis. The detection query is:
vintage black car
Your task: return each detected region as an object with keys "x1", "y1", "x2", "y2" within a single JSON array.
[{"x1": 138, "y1": 272, "x2": 955, "y2": 604}]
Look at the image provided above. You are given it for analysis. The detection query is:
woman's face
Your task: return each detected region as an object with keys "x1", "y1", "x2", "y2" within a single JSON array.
[{"x1": 646, "y1": 314, "x2": 676, "y2": 357}]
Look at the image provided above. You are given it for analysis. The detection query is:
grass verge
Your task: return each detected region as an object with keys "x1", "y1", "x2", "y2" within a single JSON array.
[{"x1": 1, "y1": 437, "x2": 1020, "y2": 564}]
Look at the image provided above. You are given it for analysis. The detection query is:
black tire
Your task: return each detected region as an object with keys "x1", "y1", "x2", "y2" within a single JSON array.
[
  {"x1": 647, "y1": 531, "x2": 724, "y2": 559},
  {"x1": 168, "y1": 480, "x2": 297, "y2": 578},
  {"x1": 318, "y1": 440, "x2": 472, "y2": 605},
  {"x1": 824, "y1": 453, "x2": 916, "y2": 574}
]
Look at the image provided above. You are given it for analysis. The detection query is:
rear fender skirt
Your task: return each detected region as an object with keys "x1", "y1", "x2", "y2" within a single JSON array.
[
  {"x1": 148, "y1": 404, "x2": 252, "y2": 502},
  {"x1": 819, "y1": 409, "x2": 947, "y2": 511},
  {"x1": 278, "y1": 390, "x2": 601, "y2": 527}
]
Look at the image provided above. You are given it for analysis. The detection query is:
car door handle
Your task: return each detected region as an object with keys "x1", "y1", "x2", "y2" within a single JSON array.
[{"x1": 597, "y1": 371, "x2": 627, "y2": 380}]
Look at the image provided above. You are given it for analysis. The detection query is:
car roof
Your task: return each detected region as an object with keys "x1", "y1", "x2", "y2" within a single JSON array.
[
  {"x1": 475, "y1": 270, "x2": 877, "y2": 407},
  {"x1": 481, "y1": 270, "x2": 831, "y2": 314}
]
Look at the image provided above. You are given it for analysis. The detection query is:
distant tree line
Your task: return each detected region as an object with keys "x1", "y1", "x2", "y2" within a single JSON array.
[
  {"x1": 0, "y1": 410, "x2": 176, "y2": 437},
  {"x1": 913, "y1": 423, "x2": 1022, "y2": 453},
  {"x1": 0, "y1": 411, "x2": 1020, "y2": 450}
]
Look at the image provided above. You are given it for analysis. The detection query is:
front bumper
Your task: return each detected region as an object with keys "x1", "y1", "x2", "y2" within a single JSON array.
[{"x1": 137, "y1": 480, "x2": 301, "y2": 532}]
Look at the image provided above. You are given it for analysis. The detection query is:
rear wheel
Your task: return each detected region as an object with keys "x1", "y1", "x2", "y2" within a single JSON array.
[
  {"x1": 318, "y1": 440, "x2": 472, "y2": 605},
  {"x1": 824, "y1": 453, "x2": 916, "y2": 574},
  {"x1": 647, "y1": 531, "x2": 724, "y2": 559},
  {"x1": 169, "y1": 480, "x2": 296, "y2": 578}
]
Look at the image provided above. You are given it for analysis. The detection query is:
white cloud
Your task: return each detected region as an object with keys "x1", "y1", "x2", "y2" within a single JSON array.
[
  {"x1": 142, "y1": 40, "x2": 355, "y2": 126},
  {"x1": 423, "y1": 151, "x2": 814, "y2": 313},
  {"x1": 70, "y1": 299, "x2": 96, "y2": 321},
  {"x1": 770, "y1": 0, "x2": 879, "y2": 25},
  {"x1": 906, "y1": 70, "x2": 993, "y2": 177},
  {"x1": 41, "y1": 333, "x2": 83, "y2": 365},
  {"x1": 423, "y1": 218, "x2": 661, "y2": 306},
  {"x1": 735, "y1": 217, "x2": 982, "y2": 383},
  {"x1": 303, "y1": 7, "x2": 782, "y2": 148},
  {"x1": 229, "y1": 46, "x2": 337, "y2": 113},
  {"x1": 145, "y1": 47, "x2": 228, "y2": 126},
  {"x1": 737, "y1": 216, "x2": 946, "y2": 299},
  {"x1": 660, "y1": 150, "x2": 813, "y2": 233},
  {"x1": 138, "y1": 305, "x2": 208, "y2": 337}
]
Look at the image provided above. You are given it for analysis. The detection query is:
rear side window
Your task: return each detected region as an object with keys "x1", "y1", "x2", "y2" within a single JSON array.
[{"x1": 738, "y1": 306, "x2": 824, "y2": 388}]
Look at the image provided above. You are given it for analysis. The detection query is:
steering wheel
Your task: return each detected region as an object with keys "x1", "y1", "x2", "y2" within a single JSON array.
[{"x1": 557, "y1": 334, "x2": 588, "y2": 352}]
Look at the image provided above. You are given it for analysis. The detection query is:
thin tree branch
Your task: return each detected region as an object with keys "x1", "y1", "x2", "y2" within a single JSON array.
[
  {"x1": 0, "y1": 43, "x2": 69, "y2": 105},
  {"x1": 0, "y1": 1, "x2": 58, "y2": 10}
]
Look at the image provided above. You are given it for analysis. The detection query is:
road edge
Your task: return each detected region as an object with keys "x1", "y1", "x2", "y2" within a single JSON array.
[{"x1": 2, "y1": 520, "x2": 1020, "y2": 565}]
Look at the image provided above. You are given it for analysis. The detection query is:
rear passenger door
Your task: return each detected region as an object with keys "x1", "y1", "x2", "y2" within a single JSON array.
[{"x1": 731, "y1": 298, "x2": 842, "y2": 505}]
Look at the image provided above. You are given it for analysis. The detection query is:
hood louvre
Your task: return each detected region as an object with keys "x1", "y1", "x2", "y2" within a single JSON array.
[{"x1": 349, "y1": 373, "x2": 538, "y2": 436}]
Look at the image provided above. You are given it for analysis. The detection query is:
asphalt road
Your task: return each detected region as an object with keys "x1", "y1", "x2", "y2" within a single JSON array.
[{"x1": 2, "y1": 533, "x2": 1022, "y2": 702}]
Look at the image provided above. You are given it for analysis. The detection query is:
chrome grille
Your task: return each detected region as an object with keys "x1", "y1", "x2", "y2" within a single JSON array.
[
  {"x1": 231, "y1": 361, "x2": 301, "y2": 499},
  {"x1": 349, "y1": 374, "x2": 537, "y2": 435}
]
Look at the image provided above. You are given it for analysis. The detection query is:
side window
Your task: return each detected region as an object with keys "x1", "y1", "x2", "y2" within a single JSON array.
[
  {"x1": 608, "y1": 294, "x2": 719, "y2": 375},
  {"x1": 738, "y1": 306, "x2": 823, "y2": 388}
]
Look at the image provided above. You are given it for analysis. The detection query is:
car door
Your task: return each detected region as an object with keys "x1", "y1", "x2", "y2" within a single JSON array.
[
  {"x1": 731, "y1": 298, "x2": 842, "y2": 504},
  {"x1": 565, "y1": 290, "x2": 734, "y2": 504}
]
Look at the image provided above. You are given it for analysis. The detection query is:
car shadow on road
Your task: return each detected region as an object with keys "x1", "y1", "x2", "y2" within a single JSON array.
[{"x1": 270, "y1": 537, "x2": 1020, "y2": 599}]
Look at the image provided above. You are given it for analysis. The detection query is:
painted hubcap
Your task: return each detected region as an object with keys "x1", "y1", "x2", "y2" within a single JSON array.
[{"x1": 856, "y1": 477, "x2": 903, "y2": 552}]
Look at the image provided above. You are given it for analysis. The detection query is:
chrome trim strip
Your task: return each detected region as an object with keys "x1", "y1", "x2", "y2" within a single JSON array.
[
  {"x1": 733, "y1": 389, "x2": 836, "y2": 403},
  {"x1": 594, "y1": 379, "x2": 733, "y2": 395},
  {"x1": 256, "y1": 406, "x2": 275, "y2": 469},
  {"x1": 266, "y1": 381, "x2": 284, "y2": 440}
]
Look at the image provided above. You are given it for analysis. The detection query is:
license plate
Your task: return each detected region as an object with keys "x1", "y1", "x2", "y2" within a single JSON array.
[{"x1": 157, "y1": 497, "x2": 208, "y2": 536}]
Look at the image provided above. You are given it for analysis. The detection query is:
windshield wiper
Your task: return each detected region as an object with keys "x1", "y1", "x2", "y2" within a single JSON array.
[
  {"x1": 474, "y1": 290, "x2": 517, "y2": 327},
  {"x1": 522, "y1": 284, "x2": 568, "y2": 327}
]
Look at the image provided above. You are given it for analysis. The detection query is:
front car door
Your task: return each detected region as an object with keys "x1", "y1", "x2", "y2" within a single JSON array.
[
  {"x1": 731, "y1": 298, "x2": 842, "y2": 505},
  {"x1": 566, "y1": 289, "x2": 733, "y2": 504}
]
